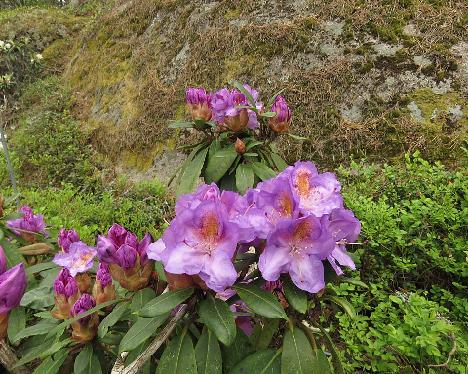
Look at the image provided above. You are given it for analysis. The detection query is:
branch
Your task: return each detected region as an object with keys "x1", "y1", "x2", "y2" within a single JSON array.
[
  {"x1": 0, "y1": 339, "x2": 30, "y2": 374},
  {"x1": 428, "y1": 333, "x2": 457, "y2": 369},
  {"x1": 111, "y1": 303, "x2": 189, "y2": 374}
]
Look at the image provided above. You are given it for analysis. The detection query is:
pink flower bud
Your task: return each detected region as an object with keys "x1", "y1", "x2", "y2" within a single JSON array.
[{"x1": 269, "y1": 96, "x2": 292, "y2": 133}]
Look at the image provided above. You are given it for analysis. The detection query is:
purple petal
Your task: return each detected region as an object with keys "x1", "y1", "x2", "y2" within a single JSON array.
[
  {"x1": 289, "y1": 255, "x2": 325, "y2": 293},
  {"x1": 0, "y1": 263, "x2": 27, "y2": 314}
]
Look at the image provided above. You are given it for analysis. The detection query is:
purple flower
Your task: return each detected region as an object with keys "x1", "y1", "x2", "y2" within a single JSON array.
[
  {"x1": 258, "y1": 215, "x2": 334, "y2": 293},
  {"x1": 96, "y1": 224, "x2": 149, "y2": 269},
  {"x1": 53, "y1": 268, "x2": 79, "y2": 298},
  {"x1": 286, "y1": 161, "x2": 343, "y2": 217},
  {"x1": 0, "y1": 263, "x2": 27, "y2": 314},
  {"x1": 58, "y1": 228, "x2": 80, "y2": 252},
  {"x1": 53, "y1": 241, "x2": 96, "y2": 277},
  {"x1": 96, "y1": 263, "x2": 112, "y2": 288},
  {"x1": 186, "y1": 87, "x2": 212, "y2": 121},
  {"x1": 7, "y1": 205, "x2": 48, "y2": 236},
  {"x1": 176, "y1": 183, "x2": 221, "y2": 215},
  {"x1": 321, "y1": 208, "x2": 360, "y2": 275},
  {"x1": 0, "y1": 246, "x2": 6, "y2": 274},
  {"x1": 269, "y1": 95, "x2": 292, "y2": 133},
  {"x1": 71, "y1": 294, "x2": 96, "y2": 324},
  {"x1": 148, "y1": 200, "x2": 240, "y2": 292}
]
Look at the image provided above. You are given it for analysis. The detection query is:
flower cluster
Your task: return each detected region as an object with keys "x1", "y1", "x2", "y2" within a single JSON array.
[
  {"x1": 7, "y1": 205, "x2": 48, "y2": 242},
  {"x1": 0, "y1": 246, "x2": 27, "y2": 338},
  {"x1": 185, "y1": 85, "x2": 292, "y2": 133},
  {"x1": 149, "y1": 161, "x2": 360, "y2": 293}
]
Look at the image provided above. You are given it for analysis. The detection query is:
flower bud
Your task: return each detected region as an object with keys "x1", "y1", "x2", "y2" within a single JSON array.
[
  {"x1": 234, "y1": 138, "x2": 246, "y2": 154},
  {"x1": 224, "y1": 108, "x2": 249, "y2": 132},
  {"x1": 165, "y1": 271, "x2": 195, "y2": 291},
  {"x1": 58, "y1": 228, "x2": 80, "y2": 252},
  {"x1": 92, "y1": 263, "x2": 115, "y2": 305},
  {"x1": 269, "y1": 96, "x2": 292, "y2": 133},
  {"x1": 71, "y1": 294, "x2": 99, "y2": 343},
  {"x1": 0, "y1": 263, "x2": 27, "y2": 315},
  {"x1": 186, "y1": 88, "x2": 212, "y2": 122},
  {"x1": 53, "y1": 268, "x2": 80, "y2": 319},
  {"x1": 7, "y1": 205, "x2": 48, "y2": 243},
  {"x1": 75, "y1": 273, "x2": 92, "y2": 294}
]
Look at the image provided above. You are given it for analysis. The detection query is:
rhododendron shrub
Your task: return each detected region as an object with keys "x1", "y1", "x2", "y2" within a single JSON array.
[{"x1": 0, "y1": 86, "x2": 361, "y2": 374}]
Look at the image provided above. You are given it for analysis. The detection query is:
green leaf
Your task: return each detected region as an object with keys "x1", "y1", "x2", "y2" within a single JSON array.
[
  {"x1": 33, "y1": 348, "x2": 68, "y2": 374},
  {"x1": 311, "y1": 349, "x2": 332, "y2": 373},
  {"x1": 198, "y1": 296, "x2": 237, "y2": 346},
  {"x1": 0, "y1": 239, "x2": 24, "y2": 267},
  {"x1": 283, "y1": 280, "x2": 308, "y2": 314},
  {"x1": 235, "y1": 164, "x2": 254, "y2": 194},
  {"x1": 208, "y1": 139, "x2": 222, "y2": 159},
  {"x1": 131, "y1": 288, "x2": 156, "y2": 313},
  {"x1": 288, "y1": 133, "x2": 309, "y2": 141},
  {"x1": 233, "y1": 284, "x2": 287, "y2": 320},
  {"x1": 20, "y1": 285, "x2": 54, "y2": 309},
  {"x1": 229, "y1": 349, "x2": 281, "y2": 374},
  {"x1": 204, "y1": 146, "x2": 238, "y2": 183},
  {"x1": 281, "y1": 326, "x2": 316, "y2": 374},
  {"x1": 74, "y1": 344, "x2": 102, "y2": 374},
  {"x1": 26, "y1": 262, "x2": 59, "y2": 276},
  {"x1": 231, "y1": 81, "x2": 256, "y2": 108},
  {"x1": 340, "y1": 277, "x2": 368, "y2": 289},
  {"x1": 156, "y1": 330, "x2": 197, "y2": 374},
  {"x1": 7, "y1": 307, "x2": 25, "y2": 345},
  {"x1": 177, "y1": 146, "x2": 209, "y2": 196},
  {"x1": 250, "y1": 318, "x2": 279, "y2": 350},
  {"x1": 168, "y1": 120, "x2": 194, "y2": 129},
  {"x1": 259, "y1": 111, "x2": 277, "y2": 118},
  {"x1": 245, "y1": 140, "x2": 263, "y2": 151},
  {"x1": 119, "y1": 315, "x2": 168, "y2": 353},
  {"x1": 154, "y1": 261, "x2": 167, "y2": 282},
  {"x1": 98, "y1": 301, "x2": 130, "y2": 338},
  {"x1": 323, "y1": 295, "x2": 356, "y2": 319},
  {"x1": 251, "y1": 162, "x2": 277, "y2": 181},
  {"x1": 318, "y1": 325, "x2": 344, "y2": 374},
  {"x1": 12, "y1": 318, "x2": 60, "y2": 343},
  {"x1": 15, "y1": 338, "x2": 71, "y2": 368},
  {"x1": 222, "y1": 328, "x2": 254, "y2": 372},
  {"x1": 266, "y1": 88, "x2": 286, "y2": 108},
  {"x1": 139, "y1": 288, "x2": 194, "y2": 318},
  {"x1": 195, "y1": 328, "x2": 222, "y2": 374},
  {"x1": 269, "y1": 152, "x2": 288, "y2": 171}
]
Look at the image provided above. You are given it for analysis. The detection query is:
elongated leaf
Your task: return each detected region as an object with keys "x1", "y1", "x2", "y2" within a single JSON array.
[
  {"x1": 15, "y1": 338, "x2": 71, "y2": 368},
  {"x1": 259, "y1": 111, "x2": 277, "y2": 118},
  {"x1": 245, "y1": 140, "x2": 263, "y2": 151},
  {"x1": 156, "y1": 330, "x2": 197, "y2": 374},
  {"x1": 74, "y1": 344, "x2": 102, "y2": 374},
  {"x1": 131, "y1": 288, "x2": 156, "y2": 313},
  {"x1": 250, "y1": 318, "x2": 279, "y2": 350},
  {"x1": 311, "y1": 349, "x2": 332, "y2": 373},
  {"x1": 198, "y1": 296, "x2": 236, "y2": 346},
  {"x1": 222, "y1": 328, "x2": 254, "y2": 372},
  {"x1": 177, "y1": 146, "x2": 209, "y2": 196},
  {"x1": 323, "y1": 296, "x2": 356, "y2": 319},
  {"x1": 229, "y1": 349, "x2": 281, "y2": 374},
  {"x1": 0, "y1": 239, "x2": 24, "y2": 267},
  {"x1": 195, "y1": 328, "x2": 222, "y2": 374},
  {"x1": 208, "y1": 139, "x2": 222, "y2": 159},
  {"x1": 269, "y1": 152, "x2": 288, "y2": 171},
  {"x1": 266, "y1": 88, "x2": 286, "y2": 108},
  {"x1": 12, "y1": 318, "x2": 59, "y2": 343},
  {"x1": 139, "y1": 288, "x2": 193, "y2": 317},
  {"x1": 8, "y1": 307, "x2": 25, "y2": 344},
  {"x1": 234, "y1": 284, "x2": 287, "y2": 320},
  {"x1": 281, "y1": 327, "x2": 315, "y2": 374},
  {"x1": 340, "y1": 277, "x2": 368, "y2": 289},
  {"x1": 283, "y1": 280, "x2": 308, "y2": 314},
  {"x1": 168, "y1": 120, "x2": 194, "y2": 129},
  {"x1": 98, "y1": 301, "x2": 130, "y2": 338},
  {"x1": 204, "y1": 146, "x2": 238, "y2": 183},
  {"x1": 235, "y1": 164, "x2": 254, "y2": 194},
  {"x1": 21, "y1": 285, "x2": 54, "y2": 309},
  {"x1": 26, "y1": 262, "x2": 59, "y2": 275},
  {"x1": 119, "y1": 314, "x2": 168, "y2": 353},
  {"x1": 231, "y1": 81, "x2": 256, "y2": 108},
  {"x1": 318, "y1": 325, "x2": 344, "y2": 374},
  {"x1": 33, "y1": 349, "x2": 68, "y2": 374},
  {"x1": 288, "y1": 133, "x2": 308, "y2": 141},
  {"x1": 251, "y1": 162, "x2": 277, "y2": 181}
]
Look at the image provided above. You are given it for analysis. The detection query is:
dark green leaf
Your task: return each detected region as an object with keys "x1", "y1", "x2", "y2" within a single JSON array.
[
  {"x1": 250, "y1": 318, "x2": 279, "y2": 350},
  {"x1": 269, "y1": 152, "x2": 288, "y2": 171},
  {"x1": 208, "y1": 139, "x2": 222, "y2": 159},
  {"x1": 204, "y1": 146, "x2": 238, "y2": 183},
  {"x1": 139, "y1": 288, "x2": 193, "y2": 318},
  {"x1": 229, "y1": 349, "x2": 281, "y2": 374},
  {"x1": 119, "y1": 315, "x2": 168, "y2": 353},
  {"x1": 281, "y1": 326, "x2": 316, "y2": 374},
  {"x1": 8, "y1": 307, "x2": 25, "y2": 345},
  {"x1": 233, "y1": 284, "x2": 287, "y2": 320},
  {"x1": 26, "y1": 262, "x2": 59, "y2": 276},
  {"x1": 177, "y1": 146, "x2": 209, "y2": 196},
  {"x1": 12, "y1": 317, "x2": 59, "y2": 343},
  {"x1": 15, "y1": 338, "x2": 71, "y2": 368},
  {"x1": 235, "y1": 164, "x2": 254, "y2": 194},
  {"x1": 156, "y1": 330, "x2": 197, "y2": 374},
  {"x1": 74, "y1": 344, "x2": 102, "y2": 374},
  {"x1": 195, "y1": 328, "x2": 222, "y2": 374},
  {"x1": 323, "y1": 296, "x2": 356, "y2": 319},
  {"x1": 21, "y1": 286, "x2": 54, "y2": 309},
  {"x1": 318, "y1": 326, "x2": 344, "y2": 374},
  {"x1": 33, "y1": 348, "x2": 68, "y2": 374},
  {"x1": 245, "y1": 141, "x2": 263, "y2": 151},
  {"x1": 98, "y1": 301, "x2": 130, "y2": 338},
  {"x1": 198, "y1": 296, "x2": 237, "y2": 346},
  {"x1": 131, "y1": 288, "x2": 156, "y2": 313},
  {"x1": 222, "y1": 328, "x2": 254, "y2": 372},
  {"x1": 251, "y1": 162, "x2": 277, "y2": 181},
  {"x1": 311, "y1": 349, "x2": 332, "y2": 373},
  {"x1": 283, "y1": 280, "x2": 308, "y2": 314}
]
